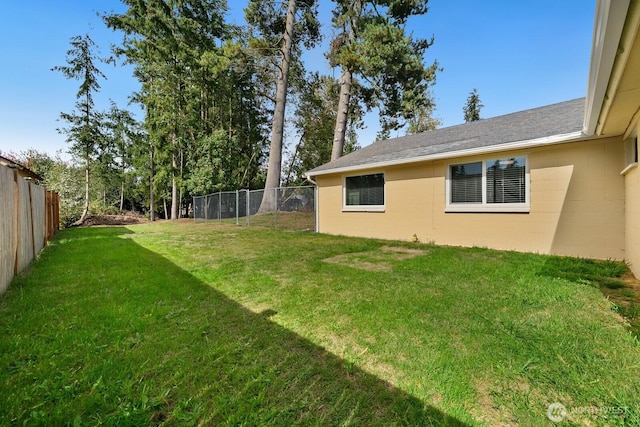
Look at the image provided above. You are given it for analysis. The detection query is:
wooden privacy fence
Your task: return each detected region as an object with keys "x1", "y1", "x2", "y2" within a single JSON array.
[{"x1": 1, "y1": 164, "x2": 59, "y2": 294}]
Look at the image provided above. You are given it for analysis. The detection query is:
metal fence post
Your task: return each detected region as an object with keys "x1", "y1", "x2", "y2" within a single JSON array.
[
  {"x1": 218, "y1": 191, "x2": 221, "y2": 222},
  {"x1": 235, "y1": 190, "x2": 239, "y2": 225},
  {"x1": 246, "y1": 189, "x2": 250, "y2": 226}
]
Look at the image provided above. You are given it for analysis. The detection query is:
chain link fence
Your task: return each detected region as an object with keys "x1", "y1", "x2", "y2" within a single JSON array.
[{"x1": 193, "y1": 186, "x2": 316, "y2": 231}]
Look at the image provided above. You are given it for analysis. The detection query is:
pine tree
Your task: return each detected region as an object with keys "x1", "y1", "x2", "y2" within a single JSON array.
[
  {"x1": 105, "y1": 0, "x2": 235, "y2": 219},
  {"x1": 52, "y1": 34, "x2": 112, "y2": 224},
  {"x1": 245, "y1": 0, "x2": 320, "y2": 211},
  {"x1": 329, "y1": 0, "x2": 438, "y2": 159},
  {"x1": 463, "y1": 88, "x2": 483, "y2": 122},
  {"x1": 406, "y1": 92, "x2": 441, "y2": 134}
]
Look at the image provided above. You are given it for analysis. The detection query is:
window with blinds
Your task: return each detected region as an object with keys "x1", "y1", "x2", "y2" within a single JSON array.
[
  {"x1": 486, "y1": 158, "x2": 526, "y2": 204},
  {"x1": 345, "y1": 173, "x2": 385, "y2": 207},
  {"x1": 447, "y1": 156, "x2": 529, "y2": 212},
  {"x1": 450, "y1": 162, "x2": 482, "y2": 203}
]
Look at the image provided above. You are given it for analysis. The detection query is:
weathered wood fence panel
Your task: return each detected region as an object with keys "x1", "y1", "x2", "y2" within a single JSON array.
[
  {"x1": 0, "y1": 166, "x2": 16, "y2": 294},
  {"x1": 0, "y1": 164, "x2": 58, "y2": 294},
  {"x1": 16, "y1": 177, "x2": 35, "y2": 274}
]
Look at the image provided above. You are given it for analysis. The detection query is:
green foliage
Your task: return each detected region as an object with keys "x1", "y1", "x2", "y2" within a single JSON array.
[
  {"x1": 15, "y1": 150, "x2": 85, "y2": 227},
  {"x1": 406, "y1": 91, "x2": 441, "y2": 134},
  {"x1": 52, "y1": 34, "x2": 111, "y2": 163},
  {"x1": 285, "y1": 73, "x2": 361, "y2": 185},
  {"x1": 185, "y1": 130, "x2": 263, "y2": 194},
  {"x1": 330, "y1": 0, "x2": 439, "y2": 140},
  {"x1": 245, "y1": 0, "x2": 320, "y2": 52},
  {"x1": 52, "y1": 33, "x2": 113, "y2": 221},
  {"x1": 105, "y1": 1, "x2": 269, "y2": 215},
  {"x1": 463, "y1": 88, "x2": 483, "y2": 122},
  {"x1": 101, "y1": 101, "x2": 147, "y2": 212}
]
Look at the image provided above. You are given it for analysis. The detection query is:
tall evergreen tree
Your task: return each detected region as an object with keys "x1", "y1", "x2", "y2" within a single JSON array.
[
  {"x1": 463, "y1": 88, "x2": 483, "y2": 122},
  {"x1": 406, "y1": 91, "x2": 441, "y2": 134},
  {"x1": 245, "y1": 0, "x2": 320, "y2": 211},
  {"x1": 329, "y1": 0, "x2": 438, "y2": 159},
  {"x1": 103, "y1": 102, "x2": 144, "y2": 212},
  {"x1": 52, "y1": 34, "x2": 112, "y2": 224},
  {"x1": 104, "y1": 0, "x2": 242, "y2": 219}
]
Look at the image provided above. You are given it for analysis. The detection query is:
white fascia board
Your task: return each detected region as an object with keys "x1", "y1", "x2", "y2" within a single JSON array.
[
  {"x1": 583, "y1": 0, "x2": 630, "y2": 136},
  {"x1": 305, "y1": 131, "x2": 585, "y2": 178}
]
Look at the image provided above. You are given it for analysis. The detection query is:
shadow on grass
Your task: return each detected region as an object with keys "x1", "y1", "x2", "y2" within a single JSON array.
[
  {"x1": 537, "y1": 254, "x2": 640, "y2": 338},
  {"x1": 0, "y1": 226, "x2": 468, "y2": 426}
]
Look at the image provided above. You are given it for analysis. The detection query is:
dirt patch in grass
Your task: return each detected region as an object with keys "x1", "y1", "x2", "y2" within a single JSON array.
[
  {"x1": 472, "y1": 379, "x2": 509, "y2": 427},
  {"x1": 323, "y1": 245, "x2": 428, "y2": 272},
  {"x1": 380, "y1": 245, "x2": 426, "y2": 255},
  {"x1": 324, "y1": 255, "x2": 392, "y2": 271},
  {"x1": 74, "y1": 213, "x2": 148, "y2": 226}
]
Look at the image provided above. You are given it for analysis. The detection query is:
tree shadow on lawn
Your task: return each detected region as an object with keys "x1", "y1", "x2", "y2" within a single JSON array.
[{"x1": 0, "y1": 226, "x2": 469, "y2": 426}]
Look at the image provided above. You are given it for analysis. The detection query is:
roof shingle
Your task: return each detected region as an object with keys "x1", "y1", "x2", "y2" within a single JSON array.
[{"x1": 306, "y1": 98, "x2": 585, "y2": 176}]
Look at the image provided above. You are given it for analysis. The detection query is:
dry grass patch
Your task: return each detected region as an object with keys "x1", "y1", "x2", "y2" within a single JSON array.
[{"x1": 323, "y1": 245, "x2": 428, "y2": 271}]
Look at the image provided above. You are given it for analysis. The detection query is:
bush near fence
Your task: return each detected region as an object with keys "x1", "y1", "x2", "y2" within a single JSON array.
[
  {"x1": 193, "y1": 186, "x2": 316, "y2": 231},
  {"x1": 0, "y1": 164, "x2": 59, "y2": 294}
]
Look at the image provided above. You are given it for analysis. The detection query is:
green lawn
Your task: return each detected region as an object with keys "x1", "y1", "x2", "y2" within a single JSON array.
[{"x1": 1, "y1": 222, "x2": 639, "y2": 426}]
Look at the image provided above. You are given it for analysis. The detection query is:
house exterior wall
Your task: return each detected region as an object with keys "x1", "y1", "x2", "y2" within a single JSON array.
[
  {"x1": 316, "y1": 137, "x2": 625, "y2": 260},
  {"x1": 624, "y1": 121, "x2": 640, "y2": 276}
]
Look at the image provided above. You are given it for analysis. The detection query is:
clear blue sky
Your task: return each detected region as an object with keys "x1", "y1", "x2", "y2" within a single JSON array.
[{"x1": 0, "y1": 0, "x2": 596, "y2": 159}]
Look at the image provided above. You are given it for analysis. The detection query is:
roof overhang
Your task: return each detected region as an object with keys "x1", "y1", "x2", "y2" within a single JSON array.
[
  {"x1": 305, "y1": 131, "x2": 585, "y2": 178},
  {"x1": 0, "y1": 155, "x2": 43, "y2": 181},
  {"x1": 583, "y1": 0, "x2": 638, "y2": 136}
]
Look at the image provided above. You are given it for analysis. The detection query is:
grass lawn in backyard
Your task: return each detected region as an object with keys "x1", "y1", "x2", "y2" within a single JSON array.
[{"x1": 1, "y1": 222, "x2": 639, "y2": 425}]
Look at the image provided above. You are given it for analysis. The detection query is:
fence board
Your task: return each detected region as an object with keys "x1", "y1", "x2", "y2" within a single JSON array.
[
  {"x1": 31, "y1": 183, "x2": 46, "y2": 256},
  {"x1": 0, "y1": 164, "x2": 58, "y2": 294},
  {"x1": 16, "y1": 177, "x2": 34, "y2": 274},
  {"x1": 0, "y1": 166, "x2": 16, "y2": 294}
]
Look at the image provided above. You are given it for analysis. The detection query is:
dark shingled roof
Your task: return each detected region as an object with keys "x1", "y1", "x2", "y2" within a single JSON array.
[{"x1": 306, "y1": 98, "x2": 586, "y2": 176}]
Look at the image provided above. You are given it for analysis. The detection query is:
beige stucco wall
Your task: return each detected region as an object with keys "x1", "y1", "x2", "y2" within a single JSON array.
[
  {"x1": 316, "y1": 137, "x2": 625, "y2": 260},
  {"x1": 624, "y1": 121, "x2": 640, "y2": 276}
]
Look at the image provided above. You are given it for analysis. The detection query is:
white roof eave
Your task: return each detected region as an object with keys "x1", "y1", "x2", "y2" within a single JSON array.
[{"x1": 583, "y1": 0, "x2": 630, "y2": 136}]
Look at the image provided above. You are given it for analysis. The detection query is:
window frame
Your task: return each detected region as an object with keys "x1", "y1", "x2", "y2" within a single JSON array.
[
  {"x1": 342, "y1": 172, "x2": 386, "y2": 212},
  {"x1": 445, "y1": 156, "x2": 530, "y2": 213},
  {"x1": 621, "y1": 133, "x2": 638, "y2": 176}
]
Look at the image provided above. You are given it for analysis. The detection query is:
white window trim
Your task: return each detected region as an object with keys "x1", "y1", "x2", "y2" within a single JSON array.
[
  {"x1": 342, "y1": 172, "x2": 386, "y2": 212},
  {"x1": 445, "y1": 156, "x2": 530, "y2": 213}
]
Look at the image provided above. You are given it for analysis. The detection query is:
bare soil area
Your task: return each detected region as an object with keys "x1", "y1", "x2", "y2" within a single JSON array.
[{"x1": 74, "y1": 213, "x2": 148, "y2": 227}]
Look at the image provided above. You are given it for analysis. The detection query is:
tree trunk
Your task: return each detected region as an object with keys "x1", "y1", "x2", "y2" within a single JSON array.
[
  {"x1": 171, "y1": 174, "x2": 178, "y2": 220},
  {"x1": 149, "y1": 141, "x2": 155, "y2": 221},
  {"x1": 170, "y1": 134, "x2": 179, "y2": 220},
  {"x1": 78, "y1": 161, "x2": 90, "y2": 224},
  {"x1": 331, "y1": 1, "x2": 360, "y2": 161},
  {"x1": 178, "y1": 148, "x2": 184, "y2": 219},
  {"x1": 120, "y1": 158, "x2": 126, "y2": 213},
  {"x1": 120, "y1": 180, "x2": 125, "y2": 213},
  {"x1": 331, "y1": 67, "x2": 352, "y2": 160},
  {"x1": 259, "y1": 0, "x2": 296, "y2": 213}
]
